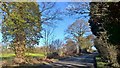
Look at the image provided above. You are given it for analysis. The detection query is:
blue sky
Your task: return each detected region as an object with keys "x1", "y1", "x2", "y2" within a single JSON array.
[{"x1": 0, "y1": 2, "x2": 92, "y2": 46}]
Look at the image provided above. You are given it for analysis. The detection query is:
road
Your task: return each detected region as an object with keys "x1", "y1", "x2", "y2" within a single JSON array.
[{"x1": 50, "y1": 53, "x2": 97, "y2": 68}]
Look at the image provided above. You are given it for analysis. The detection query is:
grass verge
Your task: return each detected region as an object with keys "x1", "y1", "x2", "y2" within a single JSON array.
[
  {"x1": 96, "y1": 56, "x2": 108, "y2": 68},
  {"x1": 0, "y1": 53, "x2": 45, "y2": 59}
]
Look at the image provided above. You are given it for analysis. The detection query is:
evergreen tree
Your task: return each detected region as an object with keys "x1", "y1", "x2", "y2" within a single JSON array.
[
  {"x1": 89, "y1": 2, "x2": 120, "y2": 67},
  {"x1": 1, "y1": 2, "x2": 41, "y2": 63}
]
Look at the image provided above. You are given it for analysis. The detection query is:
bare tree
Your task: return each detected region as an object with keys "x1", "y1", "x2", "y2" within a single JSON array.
[
  {"x1": 50, "y1": 39, "x2": 63, "y2": 52},
  {"x1": 41, "y1": 26, "x2": 55, "y2": 54},
  {"x1": 64, "y1": 39, "x2": 77, "y2": 56},
  {"x1": 66, "y1": 19, "x2": 90, "y2": 54},
  {"x1": 39, "y1": 2, "x2": 63, "y2": 54},
  {"x1": 66, "y1": 2, "x2": 89, "y2": 19},
  {"x1": 40, "y1": 2, "x2": 63, "y2": 27}
]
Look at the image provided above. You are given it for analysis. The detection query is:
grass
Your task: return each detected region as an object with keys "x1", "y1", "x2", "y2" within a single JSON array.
[
  {"x1": 96, "y1": 56, "x2": 108, "y2": 68},
  {"x1": 25, "y1": 53, "x2": 45, "y2": 57},
  {"x1": 0, "y1": 53, "x2": 15, "y2": 58},
  {"x1": 0, "y1": 53, "x2": 45, "y2": 58}
]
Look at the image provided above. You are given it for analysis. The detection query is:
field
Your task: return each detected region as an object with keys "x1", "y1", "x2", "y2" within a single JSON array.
[{"x1": 0, "y1": 53, "x2": 45, "y2": 60}]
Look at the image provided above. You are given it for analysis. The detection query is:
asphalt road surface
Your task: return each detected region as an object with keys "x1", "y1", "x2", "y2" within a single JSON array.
[{"x1": 51, "y1": 53, "x2": 97, "y2": 68}]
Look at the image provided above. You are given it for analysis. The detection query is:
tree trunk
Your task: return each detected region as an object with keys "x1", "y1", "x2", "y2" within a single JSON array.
[
  {"x1": 14, "y1": 33, "x2": 26, "y2": 64},
  {"x1": 76, "y1": 44, "x2": 81, "y2": 55}
]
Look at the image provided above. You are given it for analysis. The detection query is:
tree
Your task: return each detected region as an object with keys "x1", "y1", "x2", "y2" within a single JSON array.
[
  {"x1": 41, "y1": 26, "x2": 55, "y2": 54},
  {"x1": 89, "y1": 2, "x2": 120, "y2": 67},
  {"x1": 80, "y1": 35, "x2": 93, "y2": 53},
  {"x1": 1, "y1": 2, "x2": 41, "y2": 63},
  {"x1": 40, "y1": 2, "x2": 62, "y2": 27},
  {"x1": 66, "y1": 2, "x2": 89, "y2": 19},
  {"x1": 50, "y1": 39, "x2": 63, "y2": 52},
  {"x1": 66, "y1": 19, "x2": 90, "y2": 54},
  {"x1": 42, "y1": 26, "x2": 55, "y2": 46},
  {"x1": 39, "y1": 2, "x2": 63, "y2": 54},
  {"x1": 65, "y1": 3, "x2": 92, "y2": 54},
  {"x1": 64, "y1": 39, "x2": 77, "y2": 56}
]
